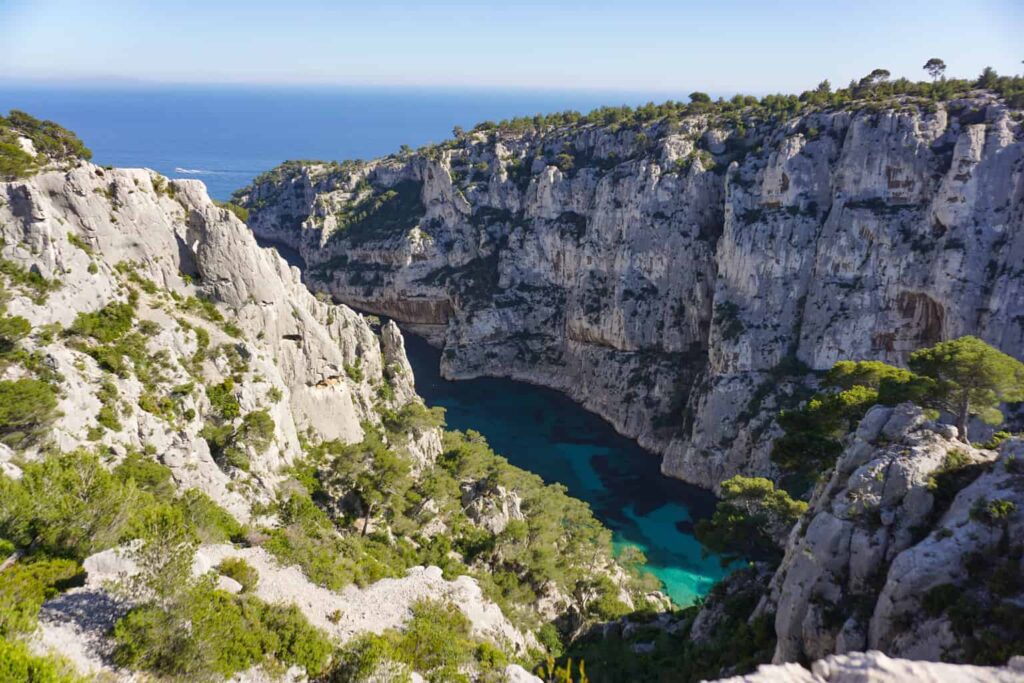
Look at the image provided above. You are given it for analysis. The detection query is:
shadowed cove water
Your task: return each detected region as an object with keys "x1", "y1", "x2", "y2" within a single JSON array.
[{"x1": 403, "y1": 335, "x2": 734, "y2": 606}]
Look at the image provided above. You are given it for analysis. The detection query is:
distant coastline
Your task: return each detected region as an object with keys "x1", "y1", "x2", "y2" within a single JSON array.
[{"x1": 0, "y1": 83, "x2": 703, "y2": 199}]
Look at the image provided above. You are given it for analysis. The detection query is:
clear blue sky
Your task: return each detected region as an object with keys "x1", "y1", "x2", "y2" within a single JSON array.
[{"x1": 1, "y1": 0, "x2": 1020, "y2": 94}]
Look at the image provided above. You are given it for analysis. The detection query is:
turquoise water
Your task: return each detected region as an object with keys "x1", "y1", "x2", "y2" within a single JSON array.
[{"x1": 404, "y1": 335, "x2": 733, "y2": 605}]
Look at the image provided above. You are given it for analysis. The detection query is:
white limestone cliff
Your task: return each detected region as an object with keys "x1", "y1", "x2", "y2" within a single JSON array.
[
  {"x1": 0, "y1": 162, "x2": 423, "y2": 517},
  {"x1": 237, "y1": 93, "x2": 1024, "y2": 492},
  {"x1": 756, "y1": 404, "x2": 1023, "y2": 665}
]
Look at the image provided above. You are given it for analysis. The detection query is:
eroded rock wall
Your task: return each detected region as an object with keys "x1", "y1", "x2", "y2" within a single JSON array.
[
  {"x1": 239, "y1": 94, "x2": 1024, "y2": 491},
  {"x1": 755, "y1": 404, "x2": 1024, "y2": 664},
  {"x1": 0, "y1": 162, "x2": 420, "y2": 517}
]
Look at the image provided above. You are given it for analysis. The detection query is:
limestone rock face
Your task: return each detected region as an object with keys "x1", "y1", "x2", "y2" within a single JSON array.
[
  {"x1": 711, "y1": 650, "x2": 1024, "y2": 682},
  {"x1": 461, "y1": 482, "x2": 525, "y2": 534},
  {"x1": 193, "y1": 544, "x2": 536, "y2": 654},
  {"x1": 238, "y1": 94, "x2": 1024, "y2": 490},
  {"x1": 0, "y1": 162, "x2": 424, "y2": 516},
  {"x1": 756, "y1": 405, "x2": 1022, "y2": 664}
]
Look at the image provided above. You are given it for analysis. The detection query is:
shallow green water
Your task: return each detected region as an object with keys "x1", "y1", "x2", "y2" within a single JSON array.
[{"x1": 404, "y1": 335, "x2": 734, "y2": 606}]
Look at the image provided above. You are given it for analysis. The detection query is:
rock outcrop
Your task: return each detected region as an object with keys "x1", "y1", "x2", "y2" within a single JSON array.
[
  {"x1": 237, "y1": 93, "x2": 1024, "y2": 491},
  {"x1": 756, "y1": 404, "x2": 1024, "y2": 665},
  {"x1": 712, "y1": 651, "x2": 1024, "y2": 683},
  {"x1": 0, "y1": 161, "x2": 422, "y2": 517}
]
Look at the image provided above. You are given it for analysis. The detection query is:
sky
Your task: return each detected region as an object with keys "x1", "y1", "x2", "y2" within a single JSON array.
[{"x1": 1, "y1": 0, "x2": 1021, "y2": 94}]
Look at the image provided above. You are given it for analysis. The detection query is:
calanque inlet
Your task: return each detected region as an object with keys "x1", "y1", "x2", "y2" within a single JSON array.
[{"x1": 1, "y1": 71, "x2": 1024, "y2": 683}]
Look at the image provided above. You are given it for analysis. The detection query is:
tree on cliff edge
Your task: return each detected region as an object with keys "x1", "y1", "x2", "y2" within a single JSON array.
[
  {"x1": 924, "y1": 58, "x2": 947, "y2": 81},
  {"x1": 909, "y1": 336, "x2": 1024, "y2": 443}
]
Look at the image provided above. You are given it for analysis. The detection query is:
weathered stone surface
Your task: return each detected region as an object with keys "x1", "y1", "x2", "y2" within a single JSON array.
[
  {"x1": 194, "y1": 544, "x2": 536, "y2": 654},
  {"x1": 756, "y1": 405, "x2": 1020, "y2": 664},
  {"x1": 711, "y1": 650, "x2": 1024, "y2": 682},
  {"x1": 238, "y1": 95, "x2": 1024, "y2": 491},
  {"x1": 0, "y1": 162, "x2": 419, "y2": 516}
]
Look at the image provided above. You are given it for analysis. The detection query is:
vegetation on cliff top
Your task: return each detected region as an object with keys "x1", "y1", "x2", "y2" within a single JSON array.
[
  {"x1": 234, "y1": 65, "x2": 1024, "y2": 203},
  {"x1": 0, "y1": 109, "x2": 92, "y2": 181},
  {"x1": 771, "y1": 337, "x2": 1024, "y2": 487}
]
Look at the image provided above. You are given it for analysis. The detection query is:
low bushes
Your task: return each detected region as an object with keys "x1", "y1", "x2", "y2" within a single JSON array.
[
  {"x1": 0, "y1": 378, "x2": 58, "y2": 448},
  {"x1": 0, "y1": 636, "x2": 83, "y2": 683}
]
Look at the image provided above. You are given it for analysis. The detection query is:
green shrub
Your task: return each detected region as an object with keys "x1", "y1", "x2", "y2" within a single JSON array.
[
  {"x1": 0, "y1": 635, "x2": 83, "y2": 682},
  {"x1": 213, "y1": 200, "x2": 249, "y2": 223},
  {"x1": 0, "y1": 378, "x2": 58, "y2": 448},
  {"x1": 181, "y1": 296, "x2": 225, "y2": 324},
  {"x1": 333, "y1": 632, "x2": 406, "y2": 682},
  {"x1": 201, "y1": 409, "x2": 274, "y2": 472},
  {"x1": 69, "y1": 302, "x2": 134, "y2": 343},
  {"x1": 972, "y1": 498, "x2": 1018, "y2": 524},
  {"x1": 344, "y1": 359, "x2": 364, "y2": 382},
  {"x1": 176, "y1": 489, "x2": 246, "y2": 544},
  {"x1": 586, "y1": 577, "x2": 631, "y2": 620},
  {"x1": 114, "y1": 452, "x2": 176, "y2": 499},
  {"x1": 206, "y1": 379, "x2": 241, "y2": 419},
  {"x1": 66, "y1": 232, "x2": 92, "y2": 255},
  {"x1": 0, "y1": 314, "x2": 31, "y2": 355},
  {"x1": 0, "y1": 558, "x2": 83, "y2": 636},
  {"x1": 0, "y1": 109, "x2": 90, "y2": 181},
  {"x1": 695, "y1": 476, "x2": 807, "y2": 562},
  {"x1": 113, "y1": 585, "x2": 333, "y2": 679},
  {"x1": 0, "y1": 449, "x2": 141, "y2": 559},
  {"x1": 217, "y1": 557, "x2": 259, "y2": 593},
  {"x1": 537, "y1": 623, "x2": 565, "y2": 657},
  {"x1": 235, "y1": 410, "x2": 275, "y2": 454},
  {"x1": 95, "y1": 380, "x2": 122, "y2": 431},
  {"x1": 380, "y1": 401, "x2": 446, "y2": 440},
  {"x1": 395, "y1": 599, "x2": 474, "y2": 675}
]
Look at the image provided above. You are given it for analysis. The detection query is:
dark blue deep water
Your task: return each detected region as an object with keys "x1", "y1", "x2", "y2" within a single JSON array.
[
  {"x1": 404, "y1": 335, "x2": 732, "y2": 605},
  {"x1": 0, "y1": 84, "x2": 680, "y2": 200}
]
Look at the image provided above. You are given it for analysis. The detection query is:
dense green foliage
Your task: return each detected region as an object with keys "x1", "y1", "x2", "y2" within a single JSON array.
[
  {"x1": 564, "y1": 567, "x2": 774, "y2": 683},
  {"x1": 263, "y1": 478, "x2": 417, "y2": 590},
  {"x1": 266, "y1": 416, "x2": 653, "y2": 641},
  {"x1": 0, "y1": 636, "x2": 83, "y2": 683},
  {"x1": 908, "y1": 336, "x2": 1024, "y2": 443},
  {"x1": 320, "y1": 427, "x2": 412, "y2": 535},
  {"x1": 69, "y1": 301, "x2": 135, "y2": 343},
  {"x1": 201, "y1": 374, "x2": 274, "y2": 471},
  {"x1": 0, "y1": 242, "x2": 62, "y2": 304},
  {"x1": 213, "y1": 200, "x2": 249, "y2": 223},
  {"x1": 458, "y1": 68, "x2": 1024, "y2": 137},
  {"x1": 694, "y1": 476, "x2": 807, "y2": 563},
  {"x1": 771, "y1": 359, "x2": 923, "y2": 485},
  {"x1": 0, "y1": 378, "x2": 59, "y2": 448},
  {"x1": 217, "y1": 557, "x2": 259, "y2": 593},
  {"x1": 0, "y1": 448, "x2": 265, "y2": 680},
  {"x1": 773, "y1": 339, "x2": 1024, "y2": 486},
  {"x1": 0, "y1": 449, "x2": 241, "y2": 560},
  {"x1": 112, "y1": 506, "x2": 332, "y2": 680},
  {"x1": 0, "y1": 558, "x2": 83, "y2": 636},
  {"x1": 0, "y1": 109, "x2": 91, "y2": 180},
  {"x1": 113, "y1": 583, "x2": 333, "y2": 679}
]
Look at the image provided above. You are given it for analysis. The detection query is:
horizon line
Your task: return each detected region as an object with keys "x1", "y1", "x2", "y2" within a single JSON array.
[{"x1": 0, "y1": 76, "x2": 734, "y2": 99}]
